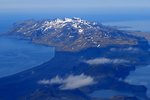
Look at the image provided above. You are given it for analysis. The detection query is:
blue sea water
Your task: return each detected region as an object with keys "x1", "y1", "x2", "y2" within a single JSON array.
[
  {"x1": 0, "y1": 36, "x2": 55, "y2": 78},
  {"x1": 125, "y1": 65, "x2": 150, "y2": 97},
  {"x1": 103, "y1": 20, "x2": 150, "y2": 32}
]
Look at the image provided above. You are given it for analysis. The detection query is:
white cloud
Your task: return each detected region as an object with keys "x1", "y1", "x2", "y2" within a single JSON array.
[
  {"x1": 38, "y1": 74, "x2": 95, "y2": 90},
  {"x1": 39, "y1": 76, "x2": 63, "y2": 85},
  {"x1": 85, "y1": 57, "x2": 129, "y2": 65},
  {"x1": 110, "y1": 47, "x2": 139, "y2": 52},
  {"x1": 85, "y1": 58, "x2": 111, "y2": 65},
  {"x1": 112, "y1": 59, "x2": 129, "y2": 64},
  {"x1": 124, "y1": 47, "x2": 139, "y2": 51}
]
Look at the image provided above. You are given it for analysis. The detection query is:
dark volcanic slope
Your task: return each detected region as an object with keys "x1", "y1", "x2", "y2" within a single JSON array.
[
  {"x1": 9, "y1": 18, "x2": 147, "y2": 51},
  {"x1": 1, "y1": 18, "x2": 150, "y2": 100},
  {"x1": 0, "y1": 47, "x2": 150, "y2": 100}
]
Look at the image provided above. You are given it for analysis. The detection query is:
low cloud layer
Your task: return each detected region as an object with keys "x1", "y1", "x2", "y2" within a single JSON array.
[
  {"x1": 85, "y1": 57, "x2": 129, "y2": 65},
  {"x1": 38, "y1": 74, "x2": 95, "y2": 90},
  {"x1": 110, "y1": 47, "x2": 139, "y2": 52}
]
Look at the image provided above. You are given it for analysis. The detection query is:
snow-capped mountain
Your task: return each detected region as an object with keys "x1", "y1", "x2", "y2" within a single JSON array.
[{"x1": 10, "y1": 18, "x2": 145, "y2": 51}]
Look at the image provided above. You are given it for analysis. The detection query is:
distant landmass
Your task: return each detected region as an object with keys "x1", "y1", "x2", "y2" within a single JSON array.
[
  {"x1": 8, "y1": 17, "x2": 148, "y2": 51},
  {"x1": 0, "y1": 18, "x2": 150, "y2": 100}
]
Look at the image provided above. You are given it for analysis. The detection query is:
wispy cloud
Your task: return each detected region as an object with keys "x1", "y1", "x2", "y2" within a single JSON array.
[
  {"x1": 110, "y1": 47, "x2": 139, "y2": 52},
  {"x1": 85, "y1": 57, "x2": 129, "y2": 65},
  {"x1": 38, "y1": 74, "x2": 95, "y2": 90},
  {"x1": 125, "y1": 79, "x2": 148, "y2": 86}
]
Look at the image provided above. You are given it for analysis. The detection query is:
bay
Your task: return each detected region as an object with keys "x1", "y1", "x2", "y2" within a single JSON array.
[
  {"x1": 125, "y1": 65, "x2": 150, "y2": 97},
  {"x1": 0, "y1": 36, "x2": 54, "y2": 78}
]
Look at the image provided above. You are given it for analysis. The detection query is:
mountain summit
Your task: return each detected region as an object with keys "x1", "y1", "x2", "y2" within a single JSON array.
[{"x1": 10, "y1": 18, "x2": 145, "y2": 51}]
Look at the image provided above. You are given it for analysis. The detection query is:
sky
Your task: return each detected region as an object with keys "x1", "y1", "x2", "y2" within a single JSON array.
[
  {"x1": 0, "y1": 0, "x2": 150, "y2": 13},
  {"x1": 0, "y1": 0, "x2": 150, "y2": 32}
]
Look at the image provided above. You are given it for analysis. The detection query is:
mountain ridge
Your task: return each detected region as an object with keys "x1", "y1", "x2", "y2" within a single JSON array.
[{"x1": 8, "y1": 17, "x2": 147, "y2": 51}]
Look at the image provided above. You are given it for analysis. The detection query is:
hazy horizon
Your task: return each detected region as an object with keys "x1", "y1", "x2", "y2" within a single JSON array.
[
  {"x1": 0, "y1": 0, "x2": 150, "y2": 13},
  {"x1": 0, "y1": 0, "x2": 150, "y2": 32}
]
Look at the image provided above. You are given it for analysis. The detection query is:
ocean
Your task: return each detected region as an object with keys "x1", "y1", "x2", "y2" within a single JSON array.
[
  {"x1": 0, "y1": 36, "x2": 54, "y2": 78},
  {"x1": 103, "y1": 20, "x2": 150, "y2": 32}
]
